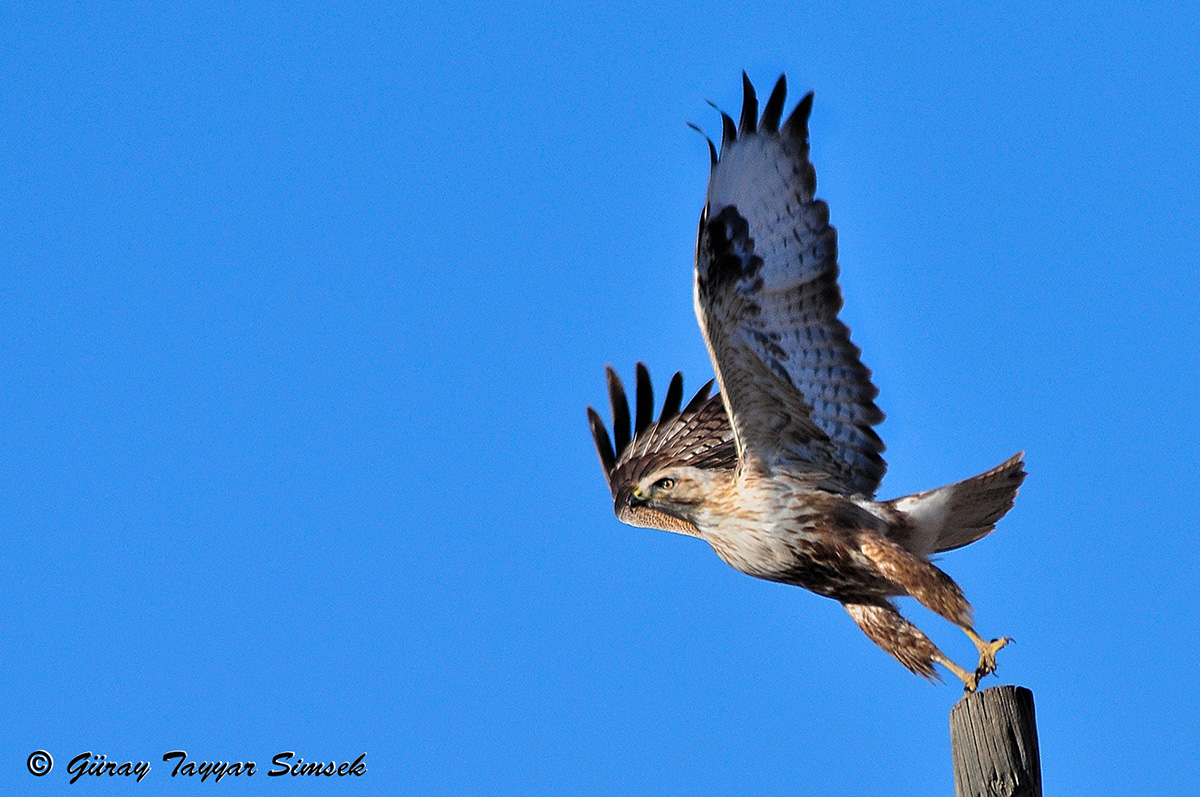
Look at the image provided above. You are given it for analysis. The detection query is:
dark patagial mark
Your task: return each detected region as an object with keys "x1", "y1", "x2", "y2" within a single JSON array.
[{"x1": 700, "y1": 205, "x2": 764, "y2": 294}]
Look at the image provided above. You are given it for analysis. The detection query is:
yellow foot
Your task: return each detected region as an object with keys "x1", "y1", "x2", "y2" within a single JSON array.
[{"x1": 972, "y1": 636, "x2": 1011, "y2": 683}]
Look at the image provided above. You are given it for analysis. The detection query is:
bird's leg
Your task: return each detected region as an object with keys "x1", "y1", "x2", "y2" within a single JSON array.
[
  {"x1": 858, "y1": 536, "x2": 974, "y2": 628},
  {"x1": 931, "y1": 651, "x2": 981, "y2": 693},
  {"x1": 844, "y1": 599, "x2": 980, "y2": 691},
  {"x1": 962, "y1": 627, "x2": 1010, "y2": 683},
  {"x1": 843, "y1": 600, "x2": 940, "y2": 681},
  {"x1": 854, "y1": 536, "x2": 1005, "y2": 691}
]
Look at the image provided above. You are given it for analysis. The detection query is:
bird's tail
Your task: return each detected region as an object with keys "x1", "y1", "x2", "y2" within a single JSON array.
[{"x1": 884, "y1": 453, "x2": 1026, "y2": 556}]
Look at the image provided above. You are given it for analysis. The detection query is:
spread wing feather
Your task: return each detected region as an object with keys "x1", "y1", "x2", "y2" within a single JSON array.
[
  {"x1": 694, "y1": 75, "x2": 886, "y2": 495},
  {"x1": 588, "y1": 364, "x2": 736, "y2": 536}
]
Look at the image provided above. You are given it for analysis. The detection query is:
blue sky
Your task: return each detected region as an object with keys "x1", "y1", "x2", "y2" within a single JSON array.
[{"x1": 2, "y1": 1, "x2": 1198, "y2": 794}]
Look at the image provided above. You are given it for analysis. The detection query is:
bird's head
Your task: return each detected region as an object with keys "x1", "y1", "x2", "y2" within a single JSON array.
[{"x1": 628, "y1": 466, "x2": 713, "y2": 524}]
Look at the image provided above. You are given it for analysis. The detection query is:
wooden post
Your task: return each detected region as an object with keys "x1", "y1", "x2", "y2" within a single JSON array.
[{"x1": 949, "y1": 685, "x2": 1042, "y2": 797}]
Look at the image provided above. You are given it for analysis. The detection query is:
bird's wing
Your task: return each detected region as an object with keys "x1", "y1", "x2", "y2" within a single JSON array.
[
  {"x1": 693, "y1": 74, "x2": 885, "y2": 495},
  {"x1": 587, "y1": 363, "x2": 736, "y2": 536}
]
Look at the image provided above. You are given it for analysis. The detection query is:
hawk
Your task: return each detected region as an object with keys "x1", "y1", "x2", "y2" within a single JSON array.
[{"x1": 587, "y1": 75, "x2": 1025, "y2": 691}]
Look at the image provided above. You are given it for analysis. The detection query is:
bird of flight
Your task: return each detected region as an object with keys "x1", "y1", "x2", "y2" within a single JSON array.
[{"x1": 588, "y1": 74, "x2": 1025, "y2": 691}]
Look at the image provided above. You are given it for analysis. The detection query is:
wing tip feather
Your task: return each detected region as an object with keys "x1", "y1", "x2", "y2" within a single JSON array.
[
  {"x1": 587, "y1": 406, "x2": 617, "y2": 477},
  {"x1": 605, "y1": 365, "x2": 631, "y2": 453},
  {"x1": 634, "y1": 361, "x2": 654, "y2": 435},
  {"x1": 782, "y1": 90, "x2": 814, "y2": 142},
  {"x1": 738, "y1": 71, "x2": 757, "y2": 135},
  {"x1": 661, "y1": 371, "x2": 684, "y2": 422},
  {"x1": 760, "y1": 74, "x2": 787, "y2": 131},
  {"x1": 683, "y1": 378, "x2": 715, "y2": 413},
  {"x1": 687, "y1": 121, "x2": 718, "y2": 167},
  {"x1": 720, "y1": 110, "x2": 737, "y2": 152}
]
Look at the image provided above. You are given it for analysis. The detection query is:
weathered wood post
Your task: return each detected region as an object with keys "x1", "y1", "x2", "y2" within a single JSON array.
[{"x1": 949, "y1": 685, "x2": 1042, "y2": 797}]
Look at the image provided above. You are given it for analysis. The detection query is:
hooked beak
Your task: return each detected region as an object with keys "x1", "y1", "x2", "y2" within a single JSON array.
[{"x1": 628, "y1": 488, "x2": 648, "y2": 508}]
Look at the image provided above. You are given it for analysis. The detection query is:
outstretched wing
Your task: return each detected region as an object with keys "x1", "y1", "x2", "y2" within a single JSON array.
[
  {"x1": 587, "y1": 363, "x2": 736, "y2": 536},
  {"x1": 694, "y1": 74, "x2": 886, "y2": 495}
]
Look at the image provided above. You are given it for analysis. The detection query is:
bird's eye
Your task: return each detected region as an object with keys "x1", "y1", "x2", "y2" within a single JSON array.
[{"x1": 654, "y1": 477, "x2": 676, "y2": 491}]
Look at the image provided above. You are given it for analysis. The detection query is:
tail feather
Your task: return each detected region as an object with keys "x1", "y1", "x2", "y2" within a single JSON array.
[{"x1": 886, "y1": 453, "x2": 1026, "y2": 556}]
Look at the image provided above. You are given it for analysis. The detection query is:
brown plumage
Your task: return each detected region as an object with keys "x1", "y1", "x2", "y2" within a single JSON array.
[{"x1": 587, "y1": 75, "x2": 1026, "y2": 691}]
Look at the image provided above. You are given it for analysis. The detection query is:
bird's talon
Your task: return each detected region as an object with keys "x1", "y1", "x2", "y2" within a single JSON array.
[{"x1": 973, "y1": 636, "x2": 1011, "y2": 681}]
